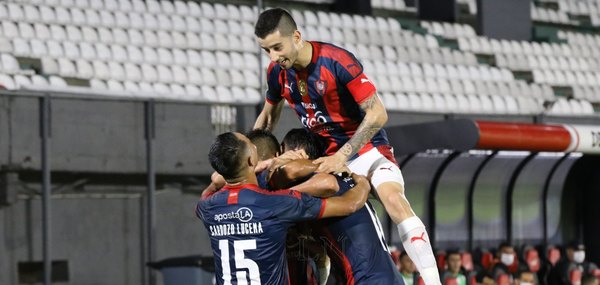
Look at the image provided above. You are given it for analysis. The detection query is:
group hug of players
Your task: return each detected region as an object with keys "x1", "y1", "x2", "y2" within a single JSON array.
[{"x1": 195, "y1": 7, "x2": 442, "y2": 285}]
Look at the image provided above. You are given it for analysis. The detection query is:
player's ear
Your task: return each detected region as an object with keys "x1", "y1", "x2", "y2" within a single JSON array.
[{"x1": 293, "y1": 30, "x2": 301, "y2": 44}]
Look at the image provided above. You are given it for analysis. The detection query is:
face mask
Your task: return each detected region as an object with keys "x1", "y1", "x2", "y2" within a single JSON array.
[
  {"x1": 521, "y1": 282, "x2": 534, "y2": 285},
  {"x1": 573, "y1": 250, "x2": 585, "y2": 263},
  {"x1": 501, "y1": 253, "x2": 514, "y2": 266}
]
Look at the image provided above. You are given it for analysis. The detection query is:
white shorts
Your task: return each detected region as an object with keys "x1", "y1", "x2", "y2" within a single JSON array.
[{"x1": 347, "y1": 146, "x2": 405, "y2": 188}]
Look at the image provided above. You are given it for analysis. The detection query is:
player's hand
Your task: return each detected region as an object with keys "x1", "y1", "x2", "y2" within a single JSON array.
[
  {"x1": 313, "y1": 152, "x2": 347, "y2": 174},
  {"x1": 278, "y1": 149, "x2": 308, "y2": 161},
  {"x1": 211, "y1": 172, "x2": 226, "y2": 189},
  {"x1": 271, "y1": 149, "x2": 308, "y2": 169},
  {"x1": 255, "y1": 159, "x2": 273, "y2": 173}
]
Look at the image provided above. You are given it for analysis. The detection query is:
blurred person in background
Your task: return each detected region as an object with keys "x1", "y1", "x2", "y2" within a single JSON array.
[{"x1": 441, "y1": 250, "x2": 468, "y2": 285}]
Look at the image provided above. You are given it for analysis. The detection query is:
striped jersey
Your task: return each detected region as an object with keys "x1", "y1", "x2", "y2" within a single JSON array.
[
  {"x1": 265, "y1": 41, "x2": 390, "y2": 157},
  {"x1": 317, "y1": 175, "x2": 405, "y2": 285},
  {"x1": 196, "y1": 184, "x2": 325, "y2": 285}
]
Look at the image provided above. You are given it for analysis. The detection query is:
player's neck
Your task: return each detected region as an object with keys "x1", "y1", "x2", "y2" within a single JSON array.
[
  {"x1": 293, "y1": 41, "x2": 313, "y2": 70},
  {"x1": 225, "y1": 170, "x2": 258, "y2": 187}
]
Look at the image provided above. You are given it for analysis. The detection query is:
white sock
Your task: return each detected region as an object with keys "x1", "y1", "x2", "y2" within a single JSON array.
[{"x1": 397, "y1": 216, "x2": 441, "y2": 285}]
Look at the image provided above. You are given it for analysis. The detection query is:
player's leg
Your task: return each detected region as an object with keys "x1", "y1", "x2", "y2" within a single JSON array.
[
  {"x1": 374, "y1": 181, "x2": 440, "y2": 285},
  {"x1": 348, "y1": 151, "x2": 440, "y2": 285}
]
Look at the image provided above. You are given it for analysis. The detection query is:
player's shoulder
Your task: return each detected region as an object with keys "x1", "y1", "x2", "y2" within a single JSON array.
[
  {"x1": 315, "y1": 42, "x2": 357, "y2": 63},
  {"x1": 248, "y1": 186, "x2": 302, "y2": 200},
  {"x1": 315, "y1": 42, "x2": 362, "y2": 76},
  {"x1": 267, "y1": 61, "x2": 283, "y2": 75}
]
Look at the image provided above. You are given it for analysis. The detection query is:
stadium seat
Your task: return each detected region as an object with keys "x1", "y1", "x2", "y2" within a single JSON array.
[
  {"x1": 240, "y1": 5, "x2": 254, "y2": 22},
  {"x1": 106, "y1": 79, "x2": 125, "y2": 92},
  {"x1": 436, "y1": 251, "x2": 447, "y2": 270},
  {"x1": 216, "y1": 86, "x2": 234, "y2": 103},
  {"x1": 0, "y1": 74, "x2": 16, "y2": 90},
  {"x1": 48, "y1": 75, "x2": 68, "y2": 87},
  {"x1": 243, "y1": 70, "x2": 259, "y2": 89},
  {"x1": 201, "y1": 68, "x2": 217, "y2": 87},
  {"x1": 170, "y1": 84, "x2": 187, "y2": 98},
  {"x1": 570, "y1": 268, "x2": 582, "y2": 285},
  {"x1": 11, "y1": 39, "x2": 31, "y2": 57},
  {"x1": 31, "y1": 75, "x2": 50, "y2": 87},
  {"x1": 74, "y1": 59, "x2": 92, "y2": 79},
  {"x1": 201, "y1": 86, "x2": 218, "y2": 102},
  {"x1": 153, "y1": 83, "x2": 170, "y2": 95},
  {"x1": 184, "y1": 84, "x2": 201, "y2": 98},
  {"x1": 124, "y1": 63, "x2": 142, "y2": 82},
  {"x1": 496, "y1": 274, "x2": 510, "y2": 285}
]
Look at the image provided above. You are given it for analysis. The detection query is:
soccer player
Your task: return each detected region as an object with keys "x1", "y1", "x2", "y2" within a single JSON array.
[
  {"x1": 196, "y1": 132, "x2": 370, "y2": 285},
  {"x1": 280, "y1": 128, "x2": 405, "y2": 284},
  {"x1": 253, "y1": 8, "x2": 441, "y2": 284}
]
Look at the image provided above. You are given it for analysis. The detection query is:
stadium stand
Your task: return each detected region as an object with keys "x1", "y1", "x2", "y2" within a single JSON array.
[{"x1": 0, "y1": 0, "x2": 597, "y2": 117}]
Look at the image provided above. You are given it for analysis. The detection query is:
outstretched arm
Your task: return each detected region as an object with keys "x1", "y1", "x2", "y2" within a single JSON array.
[
  {"x1": 254, "y1": 100, "x2": 285, "y2": 132},
  {"x1": 314, "y1": 94, "x2": 388, "y2": 173}
]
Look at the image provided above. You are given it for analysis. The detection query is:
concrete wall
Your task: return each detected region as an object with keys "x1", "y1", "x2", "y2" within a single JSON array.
[{"x1": 0, "y1": 188, "x2": 210, "y2": 285}]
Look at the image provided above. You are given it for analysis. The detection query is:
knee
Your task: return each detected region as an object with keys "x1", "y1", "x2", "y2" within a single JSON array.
[{"x1": 377, "y1": 182, "x2": 409, "y2": 208}]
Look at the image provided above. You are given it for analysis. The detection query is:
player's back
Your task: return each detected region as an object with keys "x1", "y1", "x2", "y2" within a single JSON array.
[
  {"x1": 196, "y1": 184, "x2": 325, "y2": 285},
  {"x1": 317, "y1": 175, "x2": 404, "y2": 285}
]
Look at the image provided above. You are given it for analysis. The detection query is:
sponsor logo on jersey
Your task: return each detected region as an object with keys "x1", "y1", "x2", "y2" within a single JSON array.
[
  {"x1": 214, "y1": 207, "x2": 253, "y2": 222},
  {"x1": 301, "y1": 111, "x2": 328, "y2": 128},
  {"x1": 301, "y1": 102, "x2": 317, "y2": 110}
]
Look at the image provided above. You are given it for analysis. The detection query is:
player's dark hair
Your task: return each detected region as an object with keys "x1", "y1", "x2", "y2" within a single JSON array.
[
  {"x1": 246, "y1": 129, "x2": 279, "y2": 160},
  {"x1": 282, "y1": 128, "x2": 325, "y2": 160},
  {"x1": 445, "y1": 249, "x2": 461, "y2": 261},
  {"x1": 208, "y1": 132, "x2": 247, "y2": 180},
  {"x1": 255, "y1": 8, "x2": 297, "y2": 39}
]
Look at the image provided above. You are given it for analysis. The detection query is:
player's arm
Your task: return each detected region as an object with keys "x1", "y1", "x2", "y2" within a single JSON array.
[
  {"x1": 290, "y1": 173, "x2": 339, "y2": 198},
  {"x1": 339, "y1": 93, "x2": 388, "y2": 158},
  {"x1": 253, "y1": 100, "x2": 285, "y2": 132},
  {"x1": 254, "y1": 62, "x2": 285, "y2": 131},
  {"x1": 320, "y1": 173, "x2": 370, "y2": 218},
  {"x1": 269, "y1": 159, "x2": 317, "y2": 188},
  {"x1": 314, "y1": 94, "x2": 387, "y2": 173},
  {"x1": 270, "y1": 159, "x2": 339, "y2": 197}
]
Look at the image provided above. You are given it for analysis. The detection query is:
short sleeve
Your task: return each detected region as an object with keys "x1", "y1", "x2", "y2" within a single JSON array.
[
  {"x1": 265, "y1": 62, "x2": 283, "y2": 105},
  {"x1": 334, "y1": 51, "x2": 377, "y2": 104},
  {"x1": 268, "y1": 190, "x2": 325, "y2": 223},
  {"x1": 195, "y1": 201, "x2": 205, "y2": 220}
]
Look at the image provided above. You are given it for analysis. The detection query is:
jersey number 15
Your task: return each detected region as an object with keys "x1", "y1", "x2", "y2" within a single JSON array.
[{"x1": 218, "y1": 239, "x2": 261, "y2": 285}]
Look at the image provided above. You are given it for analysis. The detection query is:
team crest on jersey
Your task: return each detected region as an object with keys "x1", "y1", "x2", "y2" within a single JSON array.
[
  {"x1": 298, "y1": 80, "x2": 308, "y2": 96},
  {"x1": 315, "y1": 80, "x2": 327, "y2": 96}
]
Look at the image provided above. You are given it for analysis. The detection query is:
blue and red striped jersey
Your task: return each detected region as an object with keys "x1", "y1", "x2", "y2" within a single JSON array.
[
  {"x1": 265, "y1": 42, "x2": 390, "y2": 157},
  {"x1": 196, "y1": 184, "x2": 326, "y2": 285},
  {"x1": 317, "y1": 175, "x2": 404, "y2": 285}
]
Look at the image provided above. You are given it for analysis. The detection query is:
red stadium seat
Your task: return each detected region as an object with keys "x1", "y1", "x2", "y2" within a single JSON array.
[
  {"x1": 524, "y1": 248, "x2": 541, "y2": 272},
  {"x1": 444, "y1": 277, "x2": 458, "y2": 285},
  {"x1": 569, "y1": 268, "x2": 582, "y2": 285},
  {"x1": 508, "y1": 252, "x2": 519, "y2": 273},
  {"x1": 547, "y1": 246, "x2": 561, "y2": 267},
  {"x1": 437, "y1": 251, "x2": 447, "y2": 270},
  {"x1": 461, "y1": 252, "x2": 474, "y2": 272},
  {"x1": 469, "y1": 274, "x2": 477, "y2": 285},
  {"x1": 481, "y1": 251, "x2": 494, "y2": 270},
  {"x1": 497, "y1": 274, "x2": 510, "y2": 285}
]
